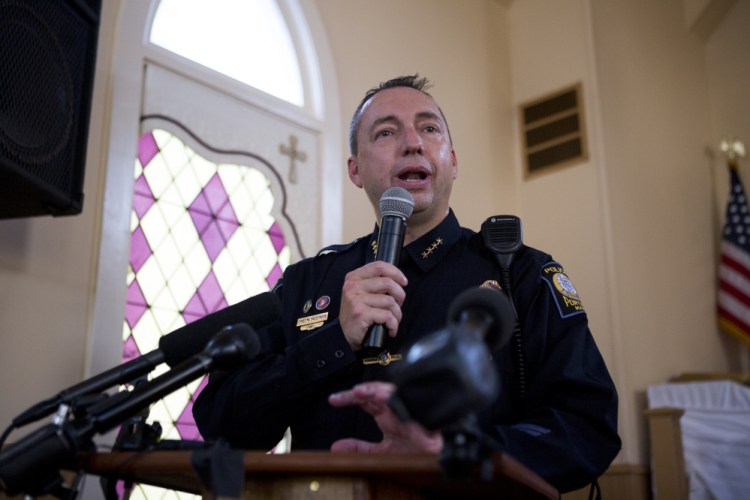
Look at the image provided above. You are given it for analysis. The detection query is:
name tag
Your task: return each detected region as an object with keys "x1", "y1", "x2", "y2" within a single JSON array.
[{"x1": 296, "y1": 312, "x2": 329, "y2": 331}]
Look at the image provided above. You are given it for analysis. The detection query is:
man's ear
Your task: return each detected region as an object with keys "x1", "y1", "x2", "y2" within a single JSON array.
[
  {"x1": 348, "y1": 156, "x2": 363, "y2": 188},
  {"x1": 451, "y1": 149, "x2": 458, "y2": 179}
]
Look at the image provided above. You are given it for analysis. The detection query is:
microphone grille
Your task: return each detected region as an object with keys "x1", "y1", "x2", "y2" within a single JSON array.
[{"x1": 379, "y1": 187, "x2": 414, "y2": 219}]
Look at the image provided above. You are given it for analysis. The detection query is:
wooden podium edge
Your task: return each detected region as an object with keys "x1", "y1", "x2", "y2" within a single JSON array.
[{"x1": 69, "y1": 450, "x2": 559, "y2": 499}]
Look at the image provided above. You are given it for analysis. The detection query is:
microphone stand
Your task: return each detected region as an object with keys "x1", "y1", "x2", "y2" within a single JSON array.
[
  {"x1": 100, "y1": 376, "x2": 161, "y2": 500},
  {"x1": 0, "y1": 325, "x2": 254, "y2": 498},
  {"x1": 9, "y1": 351, "x2": 165, "y2": 431},
  {"x1": 439, "y1": 413, "x2": 495, "y2": 483},
  {"x1": 390, "y1": 288, "x2": 515, "y2": 483}
]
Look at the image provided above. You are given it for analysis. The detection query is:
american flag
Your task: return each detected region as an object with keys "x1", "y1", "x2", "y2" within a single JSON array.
[{"x1": 717, "y1": 161, "x2": 750, "y2": 346}]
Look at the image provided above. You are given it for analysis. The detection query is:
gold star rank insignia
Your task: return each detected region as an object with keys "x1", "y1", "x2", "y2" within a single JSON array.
[{"x1": 420, "y1": 238, "x2": 444, "y2": 259}]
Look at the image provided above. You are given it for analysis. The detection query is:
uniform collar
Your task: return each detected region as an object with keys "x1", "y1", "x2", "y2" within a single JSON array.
[
  {"x1": 403, "y1": 209, "x2": 461, "y2": 272},
  {"x1": 367, "y1": 209, "x2": 461, "y2": 272}
]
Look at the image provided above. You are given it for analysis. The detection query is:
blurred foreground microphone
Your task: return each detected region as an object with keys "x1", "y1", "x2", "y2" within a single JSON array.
[
  {"x1": 446, "y1": 287, "x2": 514, "y2": 352},
  {"x1": 11, "y1": 292, "x2": 281, "y2": 428},
  {"x1": 158, "y1": 291, "x2": 280, "y2": 367},
  {"x1": 390, "y1": 287, "x2": 514, "y2": 430},
  {"x1": 0, "y1": 324, "x2": 259, "y2": 496},
  {"x1": 362, "y1": 187, "x2": 414, "y2": 356}
]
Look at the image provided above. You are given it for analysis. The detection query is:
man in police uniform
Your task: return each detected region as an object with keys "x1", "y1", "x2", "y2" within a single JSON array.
[{"x1": 193, "y1": 75, "x2": 621, "y2": 492}]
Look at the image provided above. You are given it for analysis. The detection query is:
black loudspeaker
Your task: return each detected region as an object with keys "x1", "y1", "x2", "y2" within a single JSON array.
[{"x1": 0, "y1": 0, "x2": 102, "y2": 219}]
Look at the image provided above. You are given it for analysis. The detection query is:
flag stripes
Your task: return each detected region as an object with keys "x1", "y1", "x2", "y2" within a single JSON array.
[{"x1": 717, "y1": 165, "x2": 750, "y2": 346}]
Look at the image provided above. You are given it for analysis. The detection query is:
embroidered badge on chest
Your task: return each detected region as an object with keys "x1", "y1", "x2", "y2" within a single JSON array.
[{"x1": 541, "y1": 263, "x2": 585, "y2": 318}]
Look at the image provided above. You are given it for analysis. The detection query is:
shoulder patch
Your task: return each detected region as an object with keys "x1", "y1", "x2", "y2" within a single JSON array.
[{"x1": 541, "y1": 262, "x2": 585, "y2": 318}]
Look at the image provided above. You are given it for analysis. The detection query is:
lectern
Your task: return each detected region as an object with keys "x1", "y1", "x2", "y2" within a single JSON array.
[{"x1": 72, "y1": 450, "x2": 559, "y2": 499}]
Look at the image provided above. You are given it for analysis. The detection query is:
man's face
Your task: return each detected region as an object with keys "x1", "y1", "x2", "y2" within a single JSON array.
[{"x1": 348, "y1": 87, "x2": 457, "y2": 226}]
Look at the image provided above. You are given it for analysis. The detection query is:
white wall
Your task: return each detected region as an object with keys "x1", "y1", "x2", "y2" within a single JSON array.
[
  {"x1": 0, "y1": 0, "x2": 120, "y2": 438},
  {"x1": 507, "y1": 0, "x2": 628, "y2": 459},
  {"x1": 591, "y1": 0, "x2": 744, "y2": 463},
  {"x1": 315, "y1": 0, "x2": 517, "y2": 239},
  {"x1": 706, "y1": 0, "x2": 750, "y2": 227}
]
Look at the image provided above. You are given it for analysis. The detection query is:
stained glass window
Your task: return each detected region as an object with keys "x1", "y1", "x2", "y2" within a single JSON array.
[
  {"x1": 113, "y1": 1, "x2": 313, "y2": 496},
  {"x1": 150, "y1": 0, "x2": 304, "y2": 106},
  {"x1": 124, "y1": 128, "x2": 289, "y2": 446}
]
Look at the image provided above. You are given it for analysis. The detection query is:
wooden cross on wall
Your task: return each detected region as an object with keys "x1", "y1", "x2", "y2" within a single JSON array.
[{"x1": 279, "y1": 135, "x2": 307, "y2": 184}]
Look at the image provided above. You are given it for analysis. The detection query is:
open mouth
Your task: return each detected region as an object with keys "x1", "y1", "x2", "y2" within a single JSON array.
[{"x1": 397, "y1": 169, "x2": 428, "y2": 181}]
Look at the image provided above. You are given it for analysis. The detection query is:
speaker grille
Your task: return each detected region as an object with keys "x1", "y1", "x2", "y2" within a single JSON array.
[{"x1": 0, "y1": 0, "x2": 101, "y2": 218}]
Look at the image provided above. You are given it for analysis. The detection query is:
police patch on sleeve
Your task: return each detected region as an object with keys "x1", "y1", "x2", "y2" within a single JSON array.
[{"x1": 541, "y1": 262, "x2": 585, "y2": 318}]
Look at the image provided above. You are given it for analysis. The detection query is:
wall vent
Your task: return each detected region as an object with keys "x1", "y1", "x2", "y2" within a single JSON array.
[{"x1": 520, "y1": 83, "x2": 588, "y2": 178}]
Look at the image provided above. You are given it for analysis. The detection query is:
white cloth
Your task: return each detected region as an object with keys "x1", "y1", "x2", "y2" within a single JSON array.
[{"x1": 647, "y1": 381, "x2": 750, "y2": 500}]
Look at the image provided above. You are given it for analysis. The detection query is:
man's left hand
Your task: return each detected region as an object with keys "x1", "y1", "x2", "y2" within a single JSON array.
[{"x1": 328, "y1": 381, "x2": 443, "y2": 453}]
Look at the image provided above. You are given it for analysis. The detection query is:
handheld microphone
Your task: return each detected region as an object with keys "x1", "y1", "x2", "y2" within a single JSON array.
[
  {"x1": 362, "y1": 187, "x2": 414, "y2": 356},
  {"x1": 11, "y1": 291, "x2": 281, "y2": 428}
]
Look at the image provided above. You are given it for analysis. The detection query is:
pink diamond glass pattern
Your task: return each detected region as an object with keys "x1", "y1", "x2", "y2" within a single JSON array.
[
  {"x1": 125, "y1": 129, "x2": 289, "y2": 445},
  {"x1": 188, "y1": 173, "x2": 239, "y2": 263}
]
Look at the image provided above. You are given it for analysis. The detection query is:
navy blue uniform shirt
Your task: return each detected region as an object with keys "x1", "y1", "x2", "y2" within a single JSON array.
[{"x1": 194, "y1": 210, "x2": 621, "y2": 492}]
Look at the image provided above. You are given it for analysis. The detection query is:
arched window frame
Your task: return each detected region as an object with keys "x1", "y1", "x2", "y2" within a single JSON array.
[{"x1": 86, "y1": 0, "x2": 341, "y2": 399}]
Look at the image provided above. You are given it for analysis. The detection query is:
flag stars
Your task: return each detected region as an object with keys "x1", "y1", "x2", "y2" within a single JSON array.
[{"x1": 723, "y1": 169, "x2": 750, "y2": 250}]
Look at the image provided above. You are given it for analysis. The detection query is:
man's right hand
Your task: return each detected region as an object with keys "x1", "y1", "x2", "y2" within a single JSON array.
[{"x1": 339, "y1": 261, "x2": 408, "y2": 351}]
